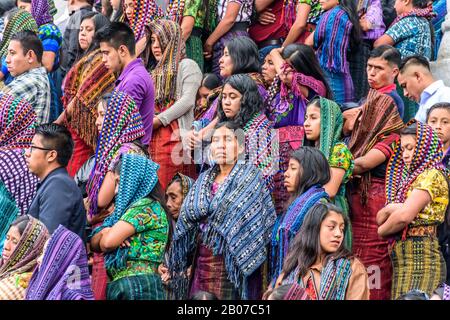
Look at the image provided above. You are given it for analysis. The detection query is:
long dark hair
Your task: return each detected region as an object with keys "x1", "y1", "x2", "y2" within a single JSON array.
[
  {"x1": 281, "y1": 203, "x2": 352, "y2": 279},
  {"x1": 9, "y1": 214, "x2": 30, "y2": 236},
  {"x1": 217, "y1": 74, "x2": 263, "y2": 127},
  {"x1": 225, "y1": 37, "x2": 261, "y2": 75},
  {"x1": 282, "y1": 44, "x2": 333, "y2": 99},
  {"x1": 339, "y1": 0, "x2": 362, "y2": 49},
  {"x1": 288, "y1": 146, "x2": 331, "y2": 200}
]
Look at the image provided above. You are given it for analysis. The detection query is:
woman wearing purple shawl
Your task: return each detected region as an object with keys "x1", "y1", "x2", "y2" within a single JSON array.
[{"x1": 25, "y1": 225, "x2": 94, "y2": 300}]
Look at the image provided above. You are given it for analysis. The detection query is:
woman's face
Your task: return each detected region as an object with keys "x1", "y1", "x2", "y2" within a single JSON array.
[
  {"x1": 210, "y1": 126, "x2": 241, "y2": 166},
  {"x1": 151, "y1": 34, "x2": 163, "y2": 62},
  {"x1": 219, "y1": 47, "x2": 234, "y2": 78},
  {"x1": 196, "y1": 86, "x2": 211, "y2": 107},
  {"x1": 79, "y1": 18, "x2": 96, "y2": 51},
  {"x1": 2, "y1": 226, "x2": 21, "y2": 262},
  {"x1": 304, "y1": 104, "x2": 321, "y2": 142},
  {"x1": 400, "y1": 134, "x2": 416, "y2": 167},
  {"x1": 284, "y1": 158, "x2": 301, "y2": 193},
  {"x1": 166, "y1": 181, "x2": 183, "y2": 220},
  {"x1": 221, "y1": 84, "x2": 242, "y2": 120},
  {"x1": 427, "y1": 108, "x2": 450, "y2": 147},
  {"x1": 123, "y1": 0, "x2": 135, "y2": 22},
  {"x1": 17, "y1": 0, "x2": 32, "y2": 13},
  {"x1": 319, "y1": 0, "x2": 339, "y2": 11},
  {"x1": 262, "y1": 55, "x2": 277, "y2": 83},
  {"x1": 95, "y1": 100, "x2": 107, "y2": 132},
  {"x1": 319, "y1": 211, "x2": 345, "y2": 254}
]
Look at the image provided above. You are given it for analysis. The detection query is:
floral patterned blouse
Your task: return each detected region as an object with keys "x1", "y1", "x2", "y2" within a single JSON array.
[
  {"x1": 408, "y1": 168, "x2": 448, "y2": 227},
  {"x1": 111, "y1": 197, "x2": 169, "y2": 281},
  {"x1": 329, "y1": 142, "x2": 354, "y2": 186}
]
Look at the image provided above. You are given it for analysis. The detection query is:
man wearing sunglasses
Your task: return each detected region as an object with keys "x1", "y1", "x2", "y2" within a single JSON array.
[{"x1": 25, "y1": 123, "x2": 86, "y2": 241}]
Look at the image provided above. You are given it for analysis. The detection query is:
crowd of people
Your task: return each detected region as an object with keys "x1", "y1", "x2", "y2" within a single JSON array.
[{"x1": 0, "y1": 0, "x2": 449, "y2": 301}]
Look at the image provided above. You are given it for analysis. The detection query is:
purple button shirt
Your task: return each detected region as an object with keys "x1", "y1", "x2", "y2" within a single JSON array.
[{"x1": 115, "y1": 58, "x2": 155, "y2": 145}]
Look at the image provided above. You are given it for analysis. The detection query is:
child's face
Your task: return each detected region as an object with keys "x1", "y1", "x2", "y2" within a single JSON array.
[{"x1": 427, "y1": 108, "x2": 450, "y2": 147}]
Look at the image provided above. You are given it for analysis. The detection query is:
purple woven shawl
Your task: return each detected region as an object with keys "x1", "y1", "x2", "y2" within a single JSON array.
[{"x1": 31, "y1": 0, "x2": 53, "y2": 27}]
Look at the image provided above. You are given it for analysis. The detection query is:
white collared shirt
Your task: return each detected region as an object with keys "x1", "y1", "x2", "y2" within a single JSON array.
[{"x1": 415, "y1": 80, "x2": 450, "y2": 123}]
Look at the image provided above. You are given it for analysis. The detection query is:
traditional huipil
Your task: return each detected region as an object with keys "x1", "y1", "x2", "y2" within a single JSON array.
[
  {"x1": 385, "y1": 120, "x2": 448, "y2": 299},
  {"x1": 304, "y1": 98, "x2": 354, "y2": 249},
  {"x1": 148, "y1": 20, "x2": 202, "y2": 189},
  {"x1": 0, "y1": 93, "x2": 38, "y2": 215},
  {"x1": 25, "y1": 225, "x2": 94, "y2": 300},
  {"x1": 348, "y1": 89, "x2": 404, "y2": 300},
  {"x1": 0, "y1": 216, "x2": 49, "y2": 300},
  {"x1": 86, "y1": 90, "x2": 146, "y2": 300},
  {"x1": 314, "y1": 6, "x2": 354, "y2": 104},
  {"x1": 169, "y1": 163, "x2": 276, "y2": 299},
  {"x1": 62, "y1": 49, "x2": 116, "y2": 176},
  {"x1": 271, "y1": 186, "x2": 329, "y2": 282},
  {"x1": 266, "y1": 67, "x2": 327, "y2": 213},
  {"x1": 93, "y1": 154, "x2": 169, "y2": 300}
]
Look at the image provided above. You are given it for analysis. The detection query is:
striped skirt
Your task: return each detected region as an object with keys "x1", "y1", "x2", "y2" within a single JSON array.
[
  {"x1": 107, "y1": 273, "x2": 166, "y2": 300},
  {"x1": 391, "y1": 235, "x2": 446, "y2": 299}
]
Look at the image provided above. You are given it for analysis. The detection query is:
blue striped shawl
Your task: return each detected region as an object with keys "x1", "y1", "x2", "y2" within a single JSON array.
[{"x1": 169, "y1": 163, "x2": 276, "y2": 299}]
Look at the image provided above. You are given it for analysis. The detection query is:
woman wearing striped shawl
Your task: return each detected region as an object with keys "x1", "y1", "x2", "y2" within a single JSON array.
[
  {"x1": 169, "y1": 121, "x2": 276, "y2": 300},
  {"x1": 0, "y1": 215, "x2": 49, "y2": 300},
  {"x1": 378, "y1": 120, "x2": 449, "y2": 299},
  {"x1": 347, "y1": 89, "x2": 404, "y2": 300},
  {"x1": 271, "y1": 202, "x2": 369, "y2": 300},
  {"x1": 25, "y1": 225, "x2": 94, "y2": 300}
]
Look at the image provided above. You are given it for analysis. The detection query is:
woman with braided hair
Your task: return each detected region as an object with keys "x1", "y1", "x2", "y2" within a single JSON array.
[{"x1": 377, "y1": 120, "x2": 449, "y2": 299}]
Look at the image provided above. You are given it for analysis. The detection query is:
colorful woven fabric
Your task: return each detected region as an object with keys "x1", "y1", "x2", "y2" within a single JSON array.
[
  {"x1": 166, "y1": 0, "x2": 186, "y2": 23},
  {"x1": 25, "y1": 225, "x2": 94, "y2": 300},
  {"x1": 271, "y1": 185, "x2": 329, "y2": 282},
  {"x1": 169, "y1": 163, "x2": 276, "y2": 299},
  {"x1": 318, "y1": 258, "x2": 352, "y2": 300},
  {"x1": 0, "y1": 149, "x2": 38, "y2": 215},
  {"x1": 0, "y1": 182, "x2": 19, "y2": 248},
  {"x1": 107, "y1": 273, "x2": 166, "y2": 300},
  {"x1": 443, "y1": 283, "x2": 450, "y2": 300},
  {"x1": 148, "y1": 19, "x2": 186, "y2": 113},
  {"x1": 63, "y1": 49, "x2": 116, "y2": 151},
  {"x1": 170, "y1": 172, "x2": 194, "y2": 199},
  {"x1": 86, "y1": 90, "x2": 145, "y2": 217},
  {"x1": 124, "y1": 0, "x2": 163, "y2": 41},
  {"x1": 0, "y1": 216, "x2": 49, "y2": 300},
  {"x1": 93, "y1": 154, "x2": 160, "y2": 272},
  {"x1": 284, "y1": 283, "x2": 311, "y2": 300},
  {"x1": 31, "y1": 0, "x2": 53, "y2": 27},
  {"x1": 243, "y1": 112, "x2": 278, "y2": 192},
  {"x1": 0, "y1": 93, "x2": 36, "y2": 150},
  {"x1": 348, "y1": 89, "x2": 404, "y2": 204},
  {"x1": 0, "y1": 10, "x2": 38, "y2": 58},
  {"x1": 385, "y1": 120, "x2": 445, "y2": 207}
]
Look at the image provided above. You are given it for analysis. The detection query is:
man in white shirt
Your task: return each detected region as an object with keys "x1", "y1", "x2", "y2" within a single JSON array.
[{"x1": 398, "y1": 55, "x2": 450, "y2": 123}]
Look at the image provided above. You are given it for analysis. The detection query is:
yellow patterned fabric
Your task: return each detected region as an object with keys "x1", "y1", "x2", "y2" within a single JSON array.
[
  {"x1": 407, "y1": 168, "x2": 448, "y2": 227},
  {"x1": 0, "y1": 272, "x2": 32, "y2": 300}
]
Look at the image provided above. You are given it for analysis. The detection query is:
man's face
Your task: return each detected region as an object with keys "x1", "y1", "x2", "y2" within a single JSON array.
[
  {"x1": 397, "y1": 69, "x2": 424, "y2": 103},
  {"x1": 367, "y1": 57, "x2": 398, "y2": 90},
  {"x1": 5, "y1": 40, "x2": 32, "y2": 77},
  {"x1": 24, "y1": 135, "x2": 54, "y2": 178},
  {"x1": 100, "y1": 42, "x2": 122, "y2": 73}
]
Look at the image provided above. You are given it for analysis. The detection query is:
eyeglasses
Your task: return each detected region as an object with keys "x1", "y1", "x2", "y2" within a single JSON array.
[{"x1": 27, "y1": 145, "x2": 54, "y2": 153}]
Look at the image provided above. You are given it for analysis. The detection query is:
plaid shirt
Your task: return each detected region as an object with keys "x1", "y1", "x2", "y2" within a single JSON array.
[{"x1": 5, "y1": 67, "x2": 51, "y2": 124}]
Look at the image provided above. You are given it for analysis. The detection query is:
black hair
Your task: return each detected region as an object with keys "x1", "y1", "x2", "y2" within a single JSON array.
[
  {"x1": 338, "y1": 0, "x2": 362, "y2": 49},
  {"x1": 218, "y1": 74, "x2": 263, "y2": 127},
  {"x1": 225, "y1": 36, "x2": 261, "y2": 75},
  {"x1": 212, "y1": 120, "x2": 246, "y2": 145},
  {"x1": 426, "y1": 102, "x2": 450, "y2": 122},
  {"x1": 400, "y1": 55, "x2": 431, "y2": 73},
  {"x1": 397, "y1": 289, "x2": 430, "y2": 300},
  {"x1": 35, "y1": 123, "x2": 74, "y2": 167},
  {"x1": 10, "y1": 30, "x2": 43, "y2": 63},
  {"x1": 201, "y1": 73, "x2": 222, "y2": 90},
  {"x1": 101, "y1": 0, "x2": 114, "y2": 19},
  {"x1": 190, "y1": 291, "x2": 218, "y2": 300},
  {"x1": 0, "y1": 0, "x2": 15, "y2": 16},
  {"x1": 282, "y1": 202, "x2": 352, "y2": 280},
  {"x1": 368, "y1": 45, "x2": 402, "y2": 67},
  {"x1": 282, "y1": 43, "x2": 333, "y2": 99},
  {"x1": 288, "y1": 146, "x2": 331, "y2": 200},
  {"x1": 10, "y1": 214, "x2": 30, "y2": 236},
  {"x1": 110, "y1": 0, "x2": 123, "y2": 22},
  {"x1": 79, "y1": 11, "x2": 111, "y2": 55},
  {"x1": 95, "y1": 22, "x2": 136, "y2": 56},
  {"x1": 399, "y1": 122, "x2": 417, "y2": 136}
]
